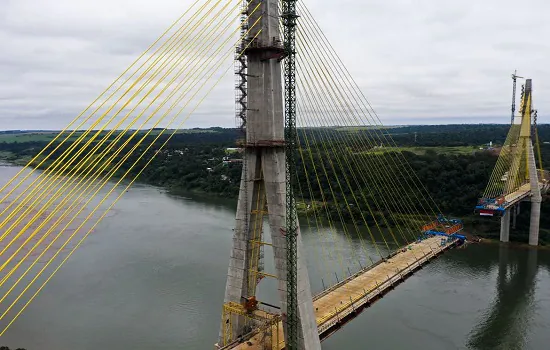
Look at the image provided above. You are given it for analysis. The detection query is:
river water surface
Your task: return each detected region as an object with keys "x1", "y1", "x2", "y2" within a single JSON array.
[{"x1": 1, "y1": 165, "x2": 549, "y2": 350}]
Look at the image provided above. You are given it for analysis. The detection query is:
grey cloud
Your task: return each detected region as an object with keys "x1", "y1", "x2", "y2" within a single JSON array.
[{"x1": 1, "y1": 0, "x2": 550, "y2": 130}]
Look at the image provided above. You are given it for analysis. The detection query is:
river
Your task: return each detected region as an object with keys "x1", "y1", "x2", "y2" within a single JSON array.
[{"x1": 0, "y1": 165, "x2": 549, "y2": 350}]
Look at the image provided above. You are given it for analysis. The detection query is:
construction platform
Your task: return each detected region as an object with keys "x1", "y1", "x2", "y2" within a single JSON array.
[
  {"x1": 475, "y1": 170, "x2": 549, "y2": 217},
  {"x1": 218, "y1": 235, "x2": 459, "y2": 350},
  {"x1": 476, "y1": 183, "x2": 543, "y2": 216}
]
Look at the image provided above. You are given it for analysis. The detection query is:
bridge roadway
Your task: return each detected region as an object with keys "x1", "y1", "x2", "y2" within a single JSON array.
[
  {"x1": 223, "y1": 236, "x2": 458, "y2": 349},
  {"x1": 503, "y1": 183, "x2": 532, "y2": 209},
  {"x1": 502, "y1": 170, "x2": 550, "y2": 210}
]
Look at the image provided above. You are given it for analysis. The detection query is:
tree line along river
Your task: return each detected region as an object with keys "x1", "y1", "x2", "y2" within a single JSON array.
[{"x1": 0, "y1": 165, "x2": 548, "y2": 350}]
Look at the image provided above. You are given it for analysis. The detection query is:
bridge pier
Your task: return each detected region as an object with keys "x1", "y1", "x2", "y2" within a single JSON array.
[
  {"x1": 500, "y1": 210, "x2": 510, "y2": 243},
  {"x1": 527, "y1": 135, "x2": 542, "y2": 246},
  {"x1": 529, "y1": 199, "x2": 541, "y2": 246}
]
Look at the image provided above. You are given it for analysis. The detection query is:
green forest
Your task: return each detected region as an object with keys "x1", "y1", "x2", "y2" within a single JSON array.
[{"x1": 0, "y1": 124, "x2": 548, "y2": 244}]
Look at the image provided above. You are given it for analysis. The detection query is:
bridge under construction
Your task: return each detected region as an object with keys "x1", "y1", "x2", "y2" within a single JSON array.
[
  {"x1": 0, "y1": 1, "x2": 542, "y2": 349},
  {"x1": 475, "y1": 78, "x2": 548, "y2": 245},
  {"x1": 218, "y1": 236, "x2": 459, "y2": 349},
  {"x1": 217, "y1": 0, "x2": 465, "y2": 349}
]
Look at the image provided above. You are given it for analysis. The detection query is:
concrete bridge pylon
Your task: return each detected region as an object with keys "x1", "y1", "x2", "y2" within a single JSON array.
[
  {"x1": 217, "y1": 1, "x2": 320, "y2": 349},
  {"x1": 498, "y1": 79, "x2": 543, "y2": 246}
]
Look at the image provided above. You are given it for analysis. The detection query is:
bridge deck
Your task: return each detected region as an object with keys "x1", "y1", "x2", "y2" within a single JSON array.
[
  {"x1": 503, "y1": 183, "x2": 532, "y2": 208},
  {"x1": 224, "y1": 236, "x2": 457, "y2": 349}
]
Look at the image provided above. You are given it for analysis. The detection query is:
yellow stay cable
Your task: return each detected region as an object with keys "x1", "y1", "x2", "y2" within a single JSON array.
[
  {"x1": 485, "y1": 125, "x2": 520, "y2": 197},
  {"x1": 0, "y1": 0, "x2": 206, "y2": 206},
  {"x1": 279, "y1": 22, "x2": 360, "y2": 276},
  {"x1": 288, "y1": 31, "x2": 382, "y2": 273},
  {"x1": 485, "y1": 132, "x2": 512, "y2": 196},
  {"x1": 296, "y1": 100, "x2": 416, "y2": 252},
  {"x1": 296, "y1": 97, "x2": 400, "y2": 258},
  {"x1": 291, "y1": 10, "x2": 430, "y2": 266},
  {"x1": 0, "y1": 21, "x2": 251, "y2": 290},
  {"x1": 296, "y1": 111, "x2": 366, "y2": 271},
  {"x1": 297, "y1": 129, "x2": 376, "y2": 295},
  {"x1": 297, "y1": 110, "x2": 386, "y2": 268},
  {"x1": 507, "y1": 128, "x2": 526, "y2": 193},
  {"x1": 296, "y1": 98, "x2": 427, "y2": 260},
  {"x1": 0, "y1": 10, "x2": 234, "y2": 268},
  {"x1": 0, "y1": 8, "x2": 249, "y2": 282},
  {"x1": 298, "y1": 6, "x2": 442, "y2": 225},
  {"x1": 488, "y1": 151, "x2": 514, "y2": 196},
  {"x1": 295, "y1": 144, "x2": 383, "y2": 301},
  {"x1": 277, "y1": 25, "x2": 343, "y2": 280},
  {"x1": 296, "y1": 125, "x2": 351, "y2": 278},
  {"x1": 296, "y1": 130, "x2": 349, "y2": 283},
  {"x1": 298, "y1": 23, "x2": 440, "y2": 234},
  {"x1": 296, "y1": 59, "x2": 414, "y2": 247},
  {"x1": 0, "y1": 0, "x2": 224, "y2": 239},
  {"x1": 496, "y1": 127, "x2": 522, "y2": 196},
  {"x1": 295, "y1": 86, "x2": 394, "y2": 255},
  {"x1": 295, "y1": 48, "x2": 421, "y2": 248},
  {"x1": 0, "y1": 4, "x2": 261, "y2": 286},
  {"x1": 297, "y1": 12, "x2": 441, "y2": 245},
  {"x1": 0, "y1": 0, "x2": 219, "y2": 241},
  {"x1": 295, "y1": 47, "x2": 411, "y2": 248},
  {"x1": 295, "y1": 16, "x2": 433, "y2": 257},
  {"x1": 0, "y1": 5, "x2": 261, "y2": 284},
  {"x1": 507, "y1": 139, "x2": 525, "y2": 193},
  {"x1": 298, "y1": 2, "x2": 443, "y2": 221},
  {"x1": 0, "y1": 0, "x2": 233, "y2": 254},
  {"x1": 0, "y1": 28, "x2": 263, "y2": 335},
  {"x1": 298, "y1": 10, "x2": 440, "y2": 227},
  {"x1": 293, "y1": 152, "x2": 334, "y2": 288},
  {"x1": 0, "y1": 4, "x2": 260, "y2": 280}
]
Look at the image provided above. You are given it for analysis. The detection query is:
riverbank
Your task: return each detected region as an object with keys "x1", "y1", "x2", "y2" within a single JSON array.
[
  {"x1": 0, "y1": 146, "x2": 546, "y2": 246},
  {"x1": 470, "y1": 234, "x2": 550, "y2": 251}
]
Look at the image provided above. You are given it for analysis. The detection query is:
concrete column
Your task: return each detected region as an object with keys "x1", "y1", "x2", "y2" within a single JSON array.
[
  {"x1": 529, "y1": 200, "x2": 541, "y2": 246},
  {"x1": 500, "y1": 210, "x2": 510, "y2": 243},
  {"x1": 219, "y1": 0, "x2": 320, "y2": 348},
  {"x1": 221, "y1": 152, "x2": 261, "y2": 340},
  {"x1": 263, "y1": 150, "x2": 320, "y2": 349},
  {"x1": 528, "y1": 140, "x2": 542, "y2": 246}
]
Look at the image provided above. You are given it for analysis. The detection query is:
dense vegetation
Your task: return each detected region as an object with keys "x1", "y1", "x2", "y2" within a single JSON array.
[{"x1": 0, "y1": 124, "x2": 548, "y2": 244}]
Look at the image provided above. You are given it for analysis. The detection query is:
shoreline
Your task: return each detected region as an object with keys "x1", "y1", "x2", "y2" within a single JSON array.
[{"x1": 0, "y1": 156, "x2": 544, "y2": 246}]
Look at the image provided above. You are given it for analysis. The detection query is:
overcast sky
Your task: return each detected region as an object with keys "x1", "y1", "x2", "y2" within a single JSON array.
[{"x1": 1, "y1": 0, "x2": 549, "y2": 130}]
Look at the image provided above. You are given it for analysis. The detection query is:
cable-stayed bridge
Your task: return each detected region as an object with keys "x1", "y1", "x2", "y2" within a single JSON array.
[
  {"x1": 475, "y1": 79, "x2": 548, "y2": 245},
  {"x1": 0, "y1": 1, "x2": 541, "y2": 349}
]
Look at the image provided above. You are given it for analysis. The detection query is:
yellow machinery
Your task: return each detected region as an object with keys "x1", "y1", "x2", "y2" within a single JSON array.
[{"x1": 220, "y1": 300, "x2": 282, "y2": 349}]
